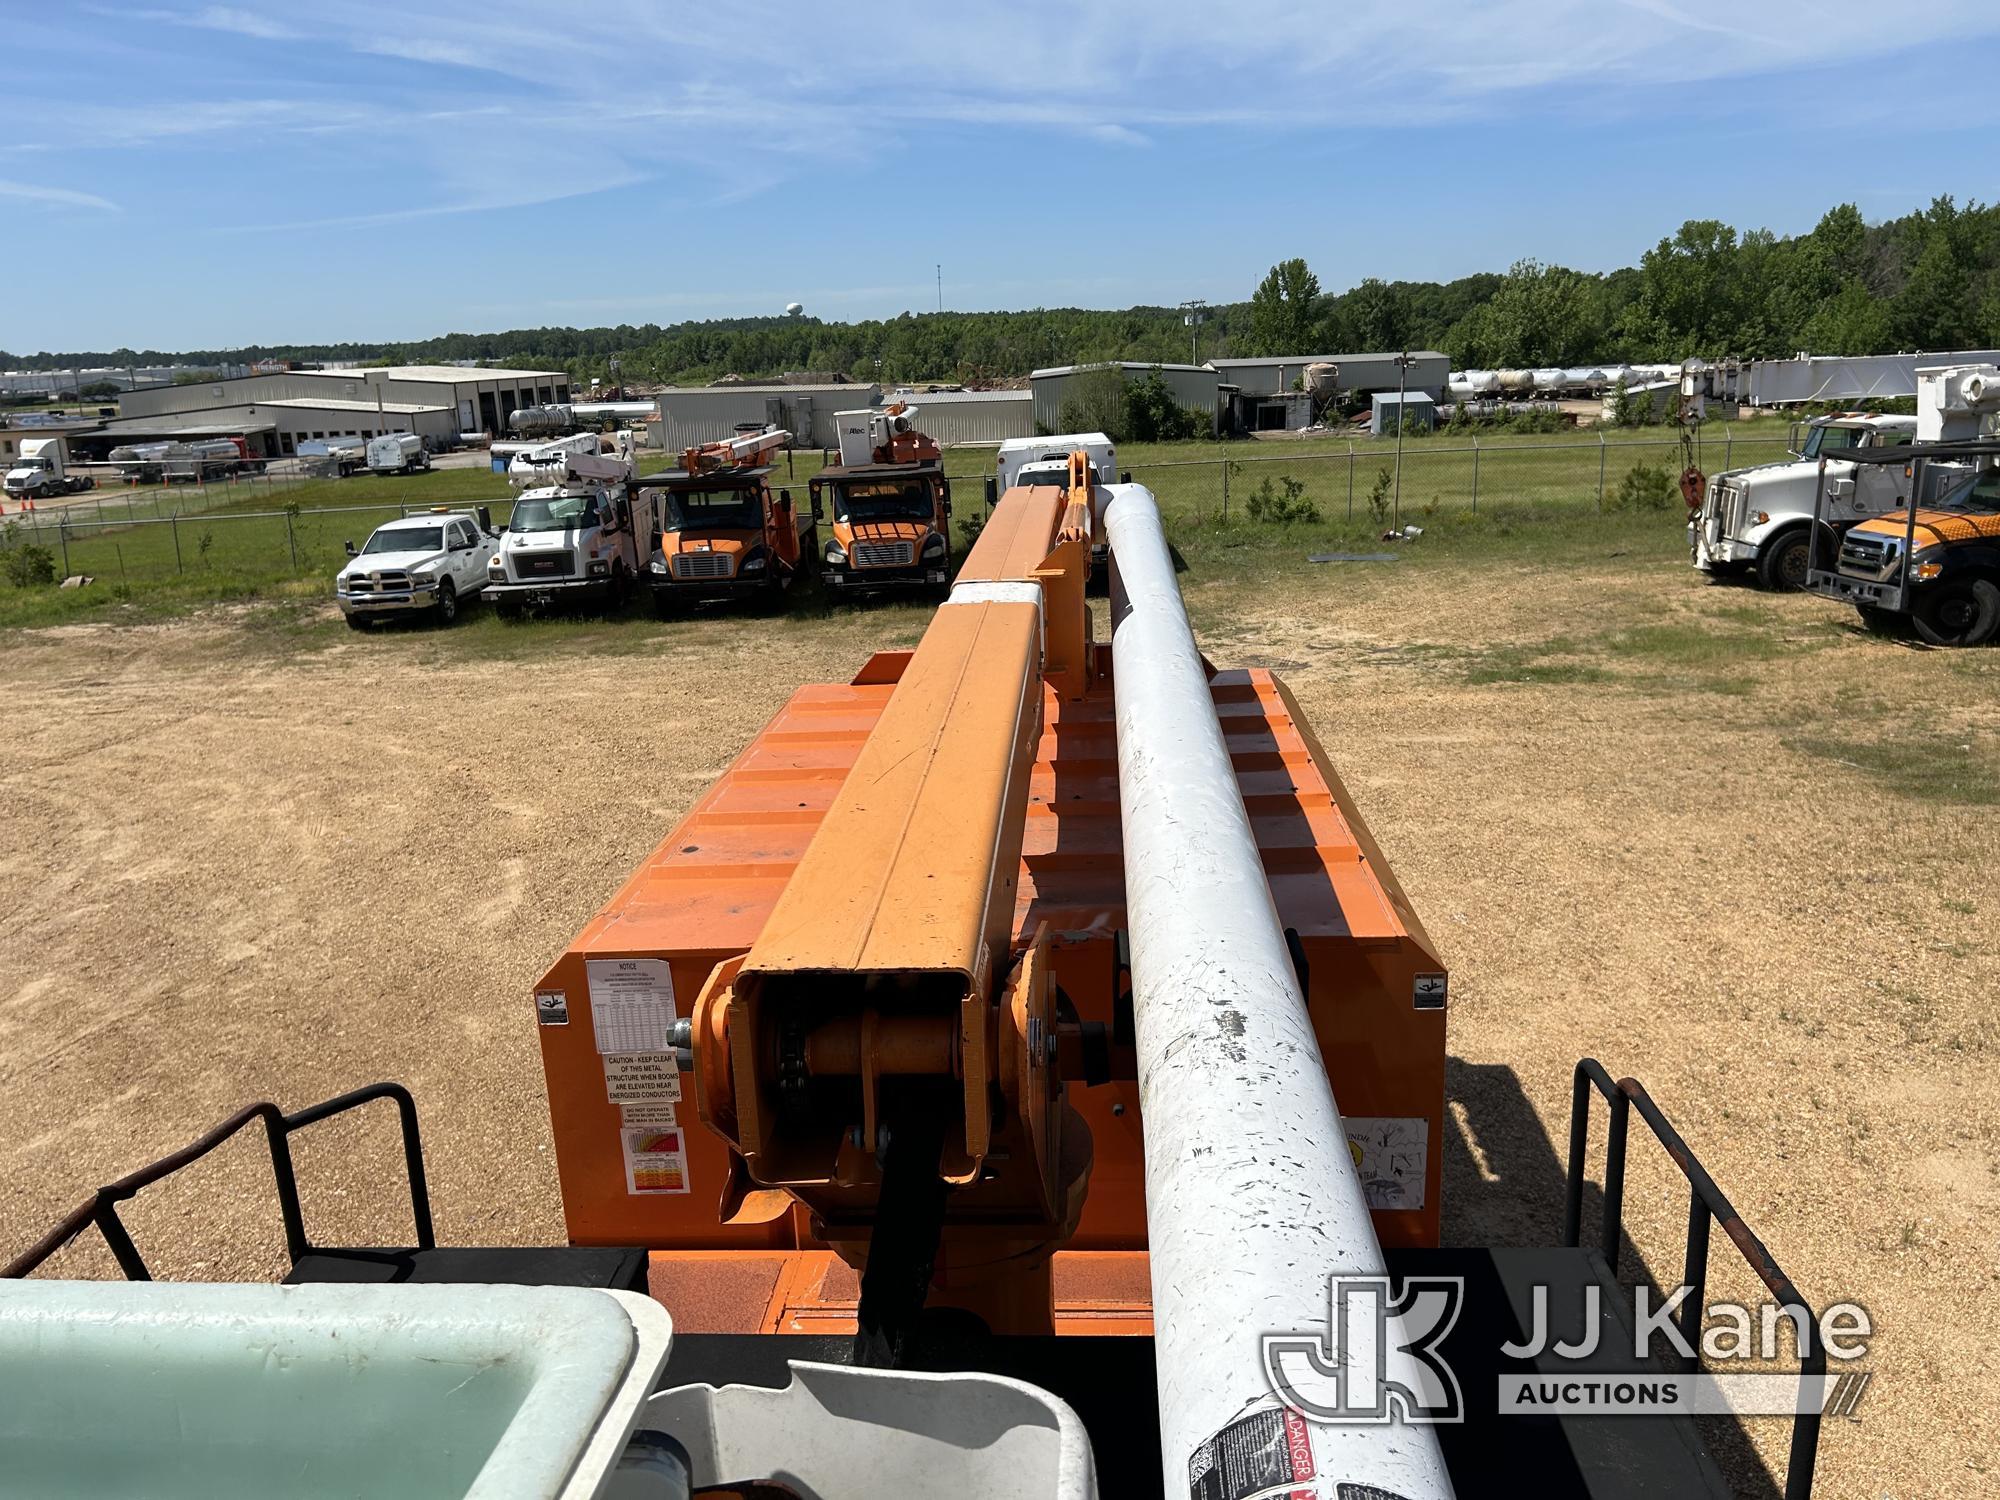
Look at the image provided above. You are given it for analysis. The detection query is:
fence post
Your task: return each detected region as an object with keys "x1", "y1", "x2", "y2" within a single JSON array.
[
  {"x1": 171, "y1": 513, "x2": 182, "y2": 573},
  {"x1": 58, "y1": 520, "x2": 70, "y2": 579},
  {"x1": 1346, "y1": 442, "x2": 1355, "y2": 521},
  {"x1": 285, "y1": 510, "x2": 297, "y2": 569},
  {"x1": 1597, "y1": 432, "x2": 1607, "y2": 513},
  {"x1": 1724, "y1": 426, "x2": 1733, "y2": 470},
  {"x1": 1221, "y1": 458, "x2": 1229, "y2": 521},
  {"x1": 1471, "y1": 436, "x2": 1480, "y2": 513}
]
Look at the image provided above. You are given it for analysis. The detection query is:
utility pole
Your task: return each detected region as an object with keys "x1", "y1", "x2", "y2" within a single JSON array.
[
  {"x1": 936, "y1": 264, "x2": 942, "y2": 314},
  {"x1": 1392, "y1": 350, "x2": 1413, "y2": 531},
  {"x1": 1180, "y1": 300, "x2": 1207, "y2": 366}
]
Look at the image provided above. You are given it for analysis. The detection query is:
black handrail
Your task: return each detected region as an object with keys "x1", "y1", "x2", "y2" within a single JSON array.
[
  {"x1": 1563, "y1": 1058, "x2": 1823, "y2": 1500},
  {"x1": 3, "y1": 1083, "x2": 432, "y2": 1280}
]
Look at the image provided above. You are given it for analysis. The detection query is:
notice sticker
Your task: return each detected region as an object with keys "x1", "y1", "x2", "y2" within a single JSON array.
[
  {"x1": 619, "y1": 1101, "x2": 679, "y2": 1128},
  {"x1": 621, "y1": 1125, "x2": 689, "y2": 1195},
  {"x1": 587, "y1": 958, "x2": 677, "y2": 1054},
  {"x1": 1343, "y1": 1116, "x2": 1429, "y2": 1211},
  {"x1": 534, "y1": 990, "x2": 569, "y2": 1026},
  {"x1": 602, "y1": 1052, "x2": 682, "y2": 1105}
]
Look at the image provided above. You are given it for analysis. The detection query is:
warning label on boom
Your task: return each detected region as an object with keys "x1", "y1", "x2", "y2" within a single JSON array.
[{"x1": 1188, "y1": 1404, "x2": 1314, "y2": 1500}]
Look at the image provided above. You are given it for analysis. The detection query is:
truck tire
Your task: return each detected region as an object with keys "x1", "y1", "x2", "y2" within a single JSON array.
[
  {"x1": 1756, "y1": 526, "x2": 1812, "y2": 592},
  {"x1": 606, "y1": 562, "x2": 629, "y2": 611},
  {"x1": 1855, "y1": 605, "x2": 1908, "y2": 638},
  {"x1": 1912, "y1": 577, "x2": 2000, "y2": 648},
  {"x1": 432, "y1": 579, "x2": 459, "y2": 625}
]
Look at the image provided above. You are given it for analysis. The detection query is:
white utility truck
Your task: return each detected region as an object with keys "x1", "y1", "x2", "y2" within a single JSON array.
[
  {"x1": 3, "y1": 437, "x2": 95, "y2": 501},
  {"x1": 335, "y1": 507, "x2": 500, "y2": 629},
  {"x1": 1688, "y1": 411, "x2": 1917, "y2": 589},
  {"x1": 488, "y1": 430, "x2": 649, "y2": 617},
  {"x1": 366, "y1": 432, "x2": 431, "y2": 475},
  {"x1": 994, "y1": 431, "x2": 1120, "y2": 583}
]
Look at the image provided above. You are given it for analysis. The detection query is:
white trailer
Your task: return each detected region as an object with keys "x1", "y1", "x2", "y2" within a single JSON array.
[{"x1": 366, "y1": 432, "x2": 431, "y2": 475}]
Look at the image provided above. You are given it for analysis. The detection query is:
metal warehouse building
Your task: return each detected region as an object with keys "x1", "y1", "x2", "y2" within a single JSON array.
[
  {"x1": 1207, "y1": 351, "x2": 1449, "y2": 398},
  {"x1": 1029, "y1": 363, "x2": 1219, "y2": 437},
  {"x1": 106, "y1": 364, "x2": 572, "y2": 456},
  {"x1": 890, "y1": 389, "x2": 1032, "y2": 446},
  {"x1": 650, "y1": 383, "x2": 878, "y2": 452}
]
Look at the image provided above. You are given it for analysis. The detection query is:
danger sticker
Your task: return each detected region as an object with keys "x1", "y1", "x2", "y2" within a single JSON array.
[
  {"x1": 1412, "y1": 972, "x2": 1448, "y2": 1009},
  {"x1": 1188, "y1": 1405, "x2": 1314, "y2": 1500},
  {"x1": 534, "y1": 990, "x2": 569, "y2": 1026},
  {"x1": 602, "y1": 1052, "x2": 682, "y2": 1104},
  {"x1": 621, "y1": 1125, "x2": 690, "y2": 1195}
]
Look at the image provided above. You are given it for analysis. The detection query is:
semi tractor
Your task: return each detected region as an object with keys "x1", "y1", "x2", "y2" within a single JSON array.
[
  {"x1": 1688, "y1": 411, "x2": 1917, "y2": 589},
  {"x1": 5, "y1": 455, "x2": 1839, "y2": 1500},
  {"x1": 2, "y1": 437, "x2": 95, "y2": 501},
  {"x1": 1806, "y1": 363, "x2": 2000, "y2": 645},
  {"x1": 810, "y1": 403, "x2": 955, "y2": 596},
  {"x1": 637, "y1": 427, "x2": 817, "y2": 612},
  {"x1": 487, "y1": 430, "x2": 647, "y2": 617}
]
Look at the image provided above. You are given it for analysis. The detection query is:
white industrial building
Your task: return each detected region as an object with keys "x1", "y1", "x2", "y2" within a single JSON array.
[
  {"x1": 95, "y1": 364, "x2": 572, "y2": 457},
  {"x1": 1207, "y1": 351, "x2": 1449, "y2": 433},
  {"x1": 1029, "y1": 363, "x2": 1220, "y2": 437},
  {"x1": 889, "y1": 389, "x2": 1032, "y2": 446},
  {"x1": 650, "y1": 383, "x2": 877, "y2": 452}
]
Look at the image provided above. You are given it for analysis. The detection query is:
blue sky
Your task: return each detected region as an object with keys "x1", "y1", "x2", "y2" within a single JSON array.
[{"x1": 5, "y1": 1, "x2": 2000, "y2": 353}]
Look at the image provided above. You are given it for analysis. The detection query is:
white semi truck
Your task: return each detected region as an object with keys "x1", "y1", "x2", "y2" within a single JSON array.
[
  {"x1": 1688, "y1": 411, "x2": 1917, "y2": 589},
  {"x1": 488, "y1": 430, "x2": 650, "y2": 616},
  {"x1": 3, "y1": 437, "x2": 96, "y2": 501}
]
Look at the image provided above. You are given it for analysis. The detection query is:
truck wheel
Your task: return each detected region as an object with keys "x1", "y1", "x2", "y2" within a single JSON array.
[
  {"x1": 606, "y1": 562, "x2": 629, "y2": 611},
  {"x1": 1756, "y1": 527, "x2": 1811, "y2": 591},
  {"x1": 1912, "y1": 577, "x2": 2000, "y2": 648},
  {"x1": 432, "y1": 579, "x2": 459, "y2": 625},
  {"x1": 1855, "y1": 605, "x2": 1908, "y2": 638}
]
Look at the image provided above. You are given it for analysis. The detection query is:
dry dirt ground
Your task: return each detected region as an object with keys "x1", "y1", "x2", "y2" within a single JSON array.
[{"x1": 1, "y1": 554, "x2": 1994, "y2": 1499}]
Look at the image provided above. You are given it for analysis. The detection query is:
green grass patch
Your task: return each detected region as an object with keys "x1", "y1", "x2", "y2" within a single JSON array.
[
  {"x1": 1460, "y1": 638, "x2": 1610, "y2": 686},
  {"x1": 1785, "y1": 730, "x2": 2000, "y2": 805},
  {"x1": 1602, "y1": 622, "x2": 1791, "y2": 666}
]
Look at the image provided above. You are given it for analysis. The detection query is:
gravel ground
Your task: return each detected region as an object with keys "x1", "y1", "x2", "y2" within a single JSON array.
[{"x1": 0, "y1": 558, "x2": 1993, "y2": 1498}]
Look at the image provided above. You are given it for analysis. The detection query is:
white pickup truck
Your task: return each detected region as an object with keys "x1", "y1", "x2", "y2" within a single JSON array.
[
  {"x1": 335, "y1": 507, "x2": 499, "y2": 629},
  {"x1": 1689, "y1": 412, "x2": 1917, "y2": 589}
]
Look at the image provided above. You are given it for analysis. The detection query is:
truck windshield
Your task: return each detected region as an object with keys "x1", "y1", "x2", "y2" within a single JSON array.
[
  {"x1": 1932, "y1": 472, "x2": 2000, "y2": 516},
  {"x1": 1016, "y1": 468, "x2": 1069, "y2": 488},
  {"x1": 667, "y1": 486, "x2": 762, "y2": 530},
  {"x1": 510, "y1": 496, "x2": 597, "y2": 532},
  {"x1": 836, "y1": 480, "x2": 933, "y2": 522},
  {"x1": 1800, "y1": 426, "x2": 1867, "y2": 461},
  {"x1": 363, "y1": 526, "x2": 442, "y2": 554}
]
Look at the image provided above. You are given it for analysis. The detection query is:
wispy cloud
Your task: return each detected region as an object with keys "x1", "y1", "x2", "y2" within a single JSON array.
[
  {"x1": 0, "y1": 179, "x2": 118, "y2": 211},
  {"x1": 131, "y1": 5, "x2": 302, "y2": 40},
  {"x1": 211, "y1": 175, "x2": 645, "y2": 233}
]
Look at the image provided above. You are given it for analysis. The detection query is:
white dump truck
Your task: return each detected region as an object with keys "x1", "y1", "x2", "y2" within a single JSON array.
[
  {"x1": 366, "y1": 432, "x2": 431, "y2": 475},
  {"x1": 335, "y1": 507, "x2": 500, "y2": 629},
  {"x1": 3, "y1": 437, "x2": 96, "y2": 501},
  {"x1": 1689, "y1": 411, "x2": 1917, "y2": 589},
  {"x1": 488, "y1": 430, "x2": 650, "y2": 616}
]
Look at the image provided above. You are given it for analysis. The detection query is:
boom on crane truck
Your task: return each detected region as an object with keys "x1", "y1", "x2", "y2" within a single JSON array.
[
  {"x1": 636, "y1": 426, "x2": 817, "y2": 613},
  {"x1": 810, "y1": 403, "x2": 955, "y2": 596},
  {"x1": 4, "y1": 447, "x2": 1840, "y2": 1498},
  {"x1": 487, "y1": 430, "x2": 649, "y2": 617}
]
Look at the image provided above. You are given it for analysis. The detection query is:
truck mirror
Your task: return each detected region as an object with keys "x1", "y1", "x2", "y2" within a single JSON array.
[
  {"x1": 1120, "y1": 470, "x2": 1132, "y2": 484},
  {"x1": 982, "y1": 476, "x2": 997, "y2": 510},
  {"x1": 344, "y1": 540, "x2": 357, "y2": 557},
  {"x1": 811, "y1": 493, "x2": 824, "y2": 522}
]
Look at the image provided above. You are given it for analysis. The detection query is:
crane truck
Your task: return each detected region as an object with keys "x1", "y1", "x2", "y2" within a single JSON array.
[
  {"x1": 4, "y1": 451, "x2": 1843, "y2": 1500},
  {"x1": 1806, "y1": 362, "x2": 2000, "y2": 645},
  {"x1": 636, "y1": 426, "x2": 817, "y2": 613},
  {"x1": 1688, "y1": 411, "x2": 1918, "y2": 589},
  {"x1": 810, "y1": 403, "x2": 955, "y2": 596},
  {"x1": 487, "y1": 430, "x2": 649, "y2": 617}
]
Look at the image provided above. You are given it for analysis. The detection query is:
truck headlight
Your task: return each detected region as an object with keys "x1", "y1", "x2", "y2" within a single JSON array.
[
  {"x1": 488, "y1": 557, "x2": 504, "y2": 577},
  {"x1": 741, "y1": 553, "x2": 767, "y2": 572},
  {"x1": 825, "y1": 543, "x2": 846, "y2": 566},
  {"x1": 1910, "y1": 546, "x2": 1943, "y2": 583},
  {"x1": 587, "y1": 558, "x2": 610, "y2": 577},
  {"x1": 921, "y1": 533, "x2": 946, "y2": 558},
  {"x1": 648, "y1": 556, "x2": 669, "y2": 574}
]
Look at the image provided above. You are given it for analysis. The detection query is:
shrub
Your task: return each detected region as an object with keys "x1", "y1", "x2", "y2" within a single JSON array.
[
  {"x1": 1366, "y1": 467, "x2": 1394, "y2": 528},
  {"x1": 1612, "y1": 459, "x2": 1676, "y2": 512},
  {"x1": 1244, "y1": 474, "x2": 1320, "y2": 525},
  {"x1": 0, "y1": 522, "x2": 57, "y2": 588}
]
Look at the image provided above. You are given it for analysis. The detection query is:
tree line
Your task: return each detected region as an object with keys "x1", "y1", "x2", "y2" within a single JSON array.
[{"x1": 10, "y1": 195, "x2": 1998, "y2": 384}]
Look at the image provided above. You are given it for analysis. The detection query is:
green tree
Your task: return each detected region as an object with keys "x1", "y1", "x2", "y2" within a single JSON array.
[{"x1": 1247, "y1": 258, "x2": 1323, "y2": 355}]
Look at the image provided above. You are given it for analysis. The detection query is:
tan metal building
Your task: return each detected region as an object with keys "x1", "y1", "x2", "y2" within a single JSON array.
[
  {"x1": 1029, "y1": 363, "x2": 1219, "y2": 437},
  {"x1": 650, "y1": 383, "x2": 879, "y2": 451},
  {"x1": 887, "y1": 389, "x2": 1032, "y2": 446}
]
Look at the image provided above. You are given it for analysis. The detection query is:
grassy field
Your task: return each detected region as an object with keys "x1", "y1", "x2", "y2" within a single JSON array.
[{"x1": 0, "y1": 419, "x2": 1794, "y2": 631}]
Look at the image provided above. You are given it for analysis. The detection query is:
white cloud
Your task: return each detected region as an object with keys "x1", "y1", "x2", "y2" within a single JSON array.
[
  {"x1": 0, "y1": 179, "x2": 118, "y2": 212},
  {"x1": 132, "y1": 5, "x2": 302, "y2": 40}
]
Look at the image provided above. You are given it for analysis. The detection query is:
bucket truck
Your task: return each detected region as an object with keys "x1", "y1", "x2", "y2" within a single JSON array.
[
  {"x1": 7, "y1": 444, "x2": 1838, "y2": 1500},
  {"x1": 810, "y1": 404, "x2": 955, "y2": 596},
  {"x1": 487, "y1": 430, "x2": 650, "y2": 616},
  {"x1": 635, "y1": 426, "x2": 817, "y2": 612}
]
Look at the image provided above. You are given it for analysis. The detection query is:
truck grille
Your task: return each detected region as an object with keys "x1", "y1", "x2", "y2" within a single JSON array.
[
  {"x1": 517, "y1": 552, "x2": 572, "y2": 579},
  {"x1": 1838, "y1": 532, "x2": 1897, "y2": 579},
  {"x1": 673, "y1": 551, "x2": 734, "y2": 579},
  {"x1": 373, "y1": 572, "x2": 410, "y2": 590},
  {"x1": 854, "y1": 540, "x2": 915, "y2": 568}
]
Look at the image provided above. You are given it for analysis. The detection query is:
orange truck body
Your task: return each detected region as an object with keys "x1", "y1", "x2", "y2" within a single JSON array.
[
  {"x1": 809, "y1": 460, "x2": 954, "y2": 596},
  {"x1": 639, "y1": 463, "x2": 815, "y2": 607},
  {"x1": 534, "y1": 474, "x2": 1447, "y2": 1337}
]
